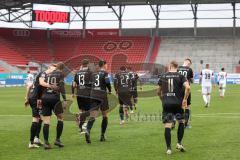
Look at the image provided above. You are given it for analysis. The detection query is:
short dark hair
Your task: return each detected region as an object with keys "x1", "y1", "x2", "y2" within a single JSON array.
[
  {"x1": 99, "y1": 60, "x2": 106, "y2": 68},
  {"x1": 185, "y1": 58, "x2": 192, "y2": 64},
  {"x1": 221, "y1": 67, "x2": 225, "y2": 71},
  {"x1": 56, "y1": 62, "x2": 65, "y2": 71},
  {"x1": 120, "y1": 66, "x2": 126, "y2": 71},
  {"x1": 82, "y1": 59, "x2": 89, "y2": 67},
  {"x1": 170, "y1": 61, "x2": 178, "y2": 69},
  {"x1": 206, "y1": 64, "x2": 210, "y2": 68}
]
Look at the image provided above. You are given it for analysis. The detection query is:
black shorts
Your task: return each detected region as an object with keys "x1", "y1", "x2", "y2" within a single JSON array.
[
  {"x1": 41, "y1": 94, "x2": 60, "y2": 116},
  {"x1": 118, "y1": 92, "x2": 132, "y2": 106},
  {"x1": 187, "y1": 92, "x2": 191, "y2": 106},
  {"x1": 77, "y1": 96, "x2": 91, "y2": 111},
  {"x1": 91, "y1": 90, "x2": 109, "y2": 112},
  {"x1": 29, "y1": 98, "x2": 40, "y2": 117},
  {"x1": 162, "y1": 104, "x2": 184, "y2": 123},
  {"x1": 130, "y1": 90, "x2": 138, "y2": 103},
  {"x1": 130, "y1": 90, "x2": 138, "y2": 98}
]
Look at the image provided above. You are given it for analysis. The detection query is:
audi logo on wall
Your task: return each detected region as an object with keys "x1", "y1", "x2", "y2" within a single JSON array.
[
  {"x1": 104, "y1": 41, "x2": 133, "y2": 52},
  {"x1": 12, "y1": 30, "x2": 30, "y2": 37}
]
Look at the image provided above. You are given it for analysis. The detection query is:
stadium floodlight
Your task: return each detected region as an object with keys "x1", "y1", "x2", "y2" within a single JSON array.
[{"x1": 105, "y1": 0, "x2": 112, "y2": 8}]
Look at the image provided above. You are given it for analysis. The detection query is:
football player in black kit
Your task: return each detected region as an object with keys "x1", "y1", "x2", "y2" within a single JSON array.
[
  {"x1": 84, "y1": 60, "x2": 111, "y2": 143},
  {"x1": 39, "y1": 63, "x2": 66, "y2": 149},
  {"x1": 177, "y1": 58, "x2": 193, "y2": 128},
  {"x1": 157, "y1": 61, "x2": 190, "y2": 155},
  {"x1": 114, "y1": 66, "x2": 132, "y2": 125},
  {"x1": 72, "y1": 59, "x2": 92, "y2": 134},
  {"x1": 25, "y1": 72, "x2": 43, "y2": 148},
  {"x1": 128, "y1": 67, "x2": 142, "y2": 113}
]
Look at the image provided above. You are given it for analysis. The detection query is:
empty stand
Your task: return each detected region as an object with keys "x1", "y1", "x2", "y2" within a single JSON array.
[
  {"x1": 0, "y1": 37, "x2": 28, "y2": 66},
  {"x1": 155, "y1": 37, "x2": 240, "y2": 73},
  {"x1": 7, "y1": 37, "x2": 53, "y2": 63}
]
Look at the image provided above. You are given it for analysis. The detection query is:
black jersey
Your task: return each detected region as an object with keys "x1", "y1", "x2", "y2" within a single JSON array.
[
  {"x1": 177, "y1": 66, "x2": 193, "y2": 83},
  {"x1": 91, "y1": 69, "x2": 111, "y2": 92},
  {"x1": 129, "y1": 71, "x2": 139, "y2": 91},
  {"x1": 41, "y1": 70, "x2": 65, "y2": 99},
  {"x1": 114, "y1": 71, "x2": 131, "y2": 93},
  {"x1": 158, "y1": 72, "x2": 187, "y2": 107},
  {"x1": 29, "y1": 72, "x2": 42, "y2": 100},
  {"x1": 74, "y1": 67, "x2": 92, "y2": 97}
]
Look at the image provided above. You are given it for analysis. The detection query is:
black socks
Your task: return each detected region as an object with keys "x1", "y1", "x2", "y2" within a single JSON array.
[
  {"x1": 101, "y1": 117, "x2": 108, "y2": 135},
  {"x1": 43, "y1": 124, "x2": 49, "y2": 143},
  {"x1": 165, "y1": 128, "x2": 171, "y2": 149},
  {"x1": 56, "y1": 121, "x2": 64, "y2": 141},
  {"x1": 177, "y1": 123, "x2": 185, "y2": 144},
  {"x1": 185, "y1": 109, "x2": 190, "y2": 126},
  {"x1": 119, "y1": 107, "x2": 124, "y2": 121},
  {"x1": 87, "y1": 117, "x2": 96, "y2": 132},
  {"x1": 30, "y1": 122, "x2": 38, "y2": 144},
  {"x1": 36, "y1": 119, "x2": 42, "y2": 138},
  {"x1": 79, "y1": 114, "x2": 86, "y2": 130}
]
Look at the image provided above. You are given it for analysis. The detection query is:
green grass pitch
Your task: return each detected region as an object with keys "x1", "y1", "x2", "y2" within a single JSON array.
[{"x1": 0, "y1": 84, "x2": 240, "y2": 160}]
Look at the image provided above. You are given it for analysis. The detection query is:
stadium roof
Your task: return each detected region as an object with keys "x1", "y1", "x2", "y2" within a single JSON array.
[{"x1": 0, "y1": 0, "x2": 238, "y2": 9}]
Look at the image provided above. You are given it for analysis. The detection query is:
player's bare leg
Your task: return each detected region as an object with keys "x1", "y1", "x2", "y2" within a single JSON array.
[
  {"x1": 202, "y1": 93, "x2": 208, "y2": 107},
  {"x1": 164, "y1": 123, "x2": 172, "y2": 155},
  {"x1": 219, "y1": 84, "x2": 225, "y2": 98},
  {"x1": 206, "y1": 93, "x2": 211, "y2": 107},
  {"x1": 123, "y1": 105, "x2": 129, "y2": 121},
  {"x1": 54, "y1": 114, "x2": 64, "y2": 148},
  {"x1": 41, "y1": 116, "x2": 52, "y2": 149}
]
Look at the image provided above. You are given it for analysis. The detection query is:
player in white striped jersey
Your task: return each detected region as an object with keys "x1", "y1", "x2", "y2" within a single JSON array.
[
  {"x1": 200, "y1": 64, "x2": 215, "y2": 107},
  {"x1": 26, "y1": 71, "x2": 34, "y2": 87},
  {"x1": 218, "y1": 68, "x2": 227, "y2": 98}
]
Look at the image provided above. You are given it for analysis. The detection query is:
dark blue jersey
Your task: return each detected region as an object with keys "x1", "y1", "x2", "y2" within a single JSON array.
[
  {"x1": 129, "y1": 71, "x2": 139, "y2": 91},
  {"x1": 158, "y1": 72, "x2": 187, "y2": 106},
  {"x1": 41, "y1": 70, "x2": 65, "y2": 99},
  {"x1": 91, "y1": 69, "x2": 111, "y2": 92},
  {"x1": 29, "y1": 72, "x2": 42, "y2": 100},
  {"x1": 74, "y1": 67, "x2": 92, "y2": 97},
  {"x1": 177, "y1": 66, "x2": 193, "y2": 83},
  {"x1": 114, "y1": 71, "x2": 131, "y2": 93}
]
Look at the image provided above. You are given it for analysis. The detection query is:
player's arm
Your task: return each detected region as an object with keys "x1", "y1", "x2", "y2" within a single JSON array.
[
  {"x1": 157, "y1": 76, "x2": 163, "y2": 100},
  {"x1": 211, "y1": 72, "x2": 216, "y2": 88},
  {"x1": 71, "y1": 74, "x2": 78, "y2": 96},
  {"x1": 71, "y1": 81, "x2": 75, "y2": 97},
  {"x1": 24, "y1": 84, "x2": 33, "y2": 107},
  {"x1": 199, "y1": 71, "x2": 202, "y2": 84},
  {"x1": 189, "y1": 68, "x2": 194, "y2": 84},
  {"x1": 39, "y1": 72, "x2": 56, "y2": 89},
  {"x1": 157, "y1": 86, "x2": 163, "y2": 101},
  {"x1": 136, "y1": 74, "x2": 143, "y2": 90},
  {"x1": 113, "y1": 74, "x2": 118, "y2": 93},
  {"x1": 105, "y1": 73, "x2": 112, "y2": 93},
  {"x1": 59, "y1": 80, "x2": 67, "y2": 101},
  {"x1": 183, "y1": 81, "x2": 190, "y2": 108}
]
